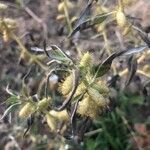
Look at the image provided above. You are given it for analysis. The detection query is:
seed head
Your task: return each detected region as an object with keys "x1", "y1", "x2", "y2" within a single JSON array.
[
  {"x1": 19, "y1": 102, "x2": 35, "y2": 118},
  {"x1": 49, "y1": 110, "x2": 69, "y2": 121},
  {"x1": 92, "y1": 81, "x2": 109, "y2": 95},
  {"x1": 88, "y1": 87, "x2": 108, "y2": 107},
  {"x1": 116, "y1": 10, "x2": 127, "y2": 28},
  {"x1": 46, "y1": 113, "x2": 57, "y2": 131},
  {"x1": 79, "y1": 52, "x2": 92, "y2": 68},
  {"x1": 37, "y1": 97, "x2": 51, "y2": 111},
  {"x1": 77, "y1": 95, "x2": 100, "y2": 119},
  {"x1": 60, "y1": 73, "x2": 73, "y2": 96}
]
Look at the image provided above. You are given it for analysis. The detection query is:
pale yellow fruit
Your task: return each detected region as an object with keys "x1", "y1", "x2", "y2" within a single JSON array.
[
  {"x1": 0, "y1": 18, "x2": 16, "y2": 29},
  {"x1": 88, "y1": 87, "x2": 108, "y2": 107},
  {"x1": 19, "y1": 103, "x2": 35, "y2": 118},
  {"x1": 77, "y1": 95, "x2": 100, "y2": 119},
  {"x1": 37, "y1": 97, "x2": 51, "y2": 111},
  {"x1": 58, "y1": 1, "x2": 74, "y2": 12},
  {"x1": 74, "y1": 82, "x2": 86, "y2": 97},
  {"x1": 46, "y1": 113, "x2": 57, "y2": 131},
  {"x1": 60, "y1": 74, "x2": 73, "y2": 96},
  {"x1": 116, "y1": 10, "x2": 127, "y2": 27},
  {"x1": 3, "y1": 30, "x2": 9, "y2": 42},
  {"x1": 58, "y1": 2, "x2": 65, "y2": 12},
  {"x1": 92, "y1": 81, "x2": 109, "y2": 95},
  {"x1": 79, "y1": 52, "x2": 92, "y2": 68},
  {"x1": 56, "y1": 14, "x2": 65, "y2": 21},
  {"x1": 49, "y1": 110, "x2": 69, "y2": 121}
]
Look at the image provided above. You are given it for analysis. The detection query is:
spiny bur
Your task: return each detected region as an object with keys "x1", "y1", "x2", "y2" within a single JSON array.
[
  {"x1": 37, "y1": 97, "x2": 51, "y2": 111},
  {"x1": 116, "y1": 9, "x2": 127, "y2": 28},
  {"x1": 49, "y1": 110, "x2": 69, "y2": 121},
  {"x1": 19, "y1": 102, "x2": 36, "y2": 118},
  {"x1": 46, "y1": 113, "x2": 57, "y2": 132},
  {"x1": 88, "y1": 87, "x2": 108, "y2": 107},
  {"x1": 60, "y1": 73, "x2": 73, "y2": 96},
  {"x1": 79, "y1": 52, "x2": 92, "y2": 69},
  {"x1": 77, "y1": 95, "x2": 101, "y2": 119}
]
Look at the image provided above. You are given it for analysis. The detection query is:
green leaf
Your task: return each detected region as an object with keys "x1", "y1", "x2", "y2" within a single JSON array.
[
  {"x1": 91, "y1": 51, "x2": 125, "y2": 77},
  {"x1": 5, "y1": 95, "x2": 18, "y2": 105},
  {"x1": 129, "y1": 95, "x2": 144, "y2": 105},
  {"x1": 0, "y1": 102, "x2": 21, "y2": 121},
  {"x1": 50, "y1": 45, "x2": 73, "y2": 64},
  {"x1": 69, "y1": 12, "x2": 112, "y2": 37},
  {"x1": 85, "y1": 139, "x2": 95, "y2": 150}
]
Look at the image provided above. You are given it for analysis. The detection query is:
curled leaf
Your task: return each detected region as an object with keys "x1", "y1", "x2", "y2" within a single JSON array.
[
  {"x1": 133, "y1": 24, "x2": 150, "y2": 47},
  {"x1": 125, "y1": 56, "x2": 137, "y2": 86},
  {"x1": 43, "y1": 42, "x2": 73, "y2": 64},
  {"x1": 92, "y1": 50, "x2": 126, "y2": 77},
  {"x1": 0, "y1": 102, "x2": 21, "y2": 121},
  {"x1": 69, "y1": 12, "x2": 111, "y2": 37},
  {"x1": 123, "y1": 46, "x2": 148, "y2": 55},
  {"x1": 75, "y1": 0, "x2": 94, "y2": 27},
  {"x1": 92, "y1": 44, "x2": 148, "y2": 78}
]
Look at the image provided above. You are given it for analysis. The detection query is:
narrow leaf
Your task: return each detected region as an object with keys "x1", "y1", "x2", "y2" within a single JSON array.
[
  {"x1": 92, "y1": 44, "x2": 148, "y2": 78},
  {"x1": 48, "y1": 45, "x2": 73, "y2": 64},
  {"x1": 123, "y1": 46, "x2": 148, "y2": 55},
  {"x1": 69, "y1": 12, "x2": 111, "y2": 37},
  {"x1": 30, "y1": 46, "x2": 52, "y2": 52},
  {"x1": 5, "y1": 95, "x2": 18, "y2": 105},
  {"x1": 75, "y1": 0, "x2": 94, "y2": 27},
  {"x1": 133, "y1": 24, "x2": 150, "y2": 47},
  {"x1": 125, "y1": 56, "x2": 137, "y2": 86},
  {"x1": 0, "y1": 102, "x2": 21, "y2": 121},
  {"x1": 93, "y1": 50, "x2": 126, "y2": 77}
]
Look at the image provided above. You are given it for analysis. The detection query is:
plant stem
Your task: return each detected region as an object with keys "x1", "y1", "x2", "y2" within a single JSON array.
[
  {"x1": 64, "y1": 0, "x2": 72, "y2": 34},
  {"x1": 84, "y1": 128, "x2": 102, "y2": 137},
  {"x1": 102, "y1": 29, "x2": 117, "y2": 75},
  {"x1": 2, "y1": 21, "x2": 48, "y2": 71},
  {"x1": 117, "y1": 0, "x2": 123, "y2": 11}
]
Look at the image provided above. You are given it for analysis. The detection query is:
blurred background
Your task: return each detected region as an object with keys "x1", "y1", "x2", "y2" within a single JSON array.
[{"x1": 0, "y1": 0, "x2": 150, "y2": 149}]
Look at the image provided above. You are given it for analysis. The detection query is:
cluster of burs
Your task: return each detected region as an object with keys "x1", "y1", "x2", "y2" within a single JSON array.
[
  {"x1": 18, "y1": 52, "x2": 111, "y2": 131},
  {"x1": 60, "y1": 52, "x2": 111, "y2": 119}
]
